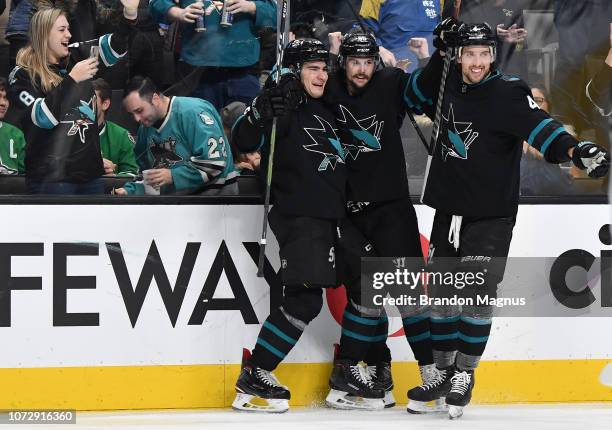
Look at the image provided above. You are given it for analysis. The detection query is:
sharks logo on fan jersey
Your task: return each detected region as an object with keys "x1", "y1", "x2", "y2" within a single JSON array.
[
  {"x1": 60, "y1": 98, "x2": 96, "y2": 144},
  {"x1": 336, "y1": 105, "x2": 383, "y2": 160},
  {"x1": 149, "y1": 136, "x2": 184, "y2": 168},
  {"x1": 303, "y1": 115, "x2": 346, "y2": 171},
  {"x1": 440, "y1": 104, "x2": 479, "y2": 161}
]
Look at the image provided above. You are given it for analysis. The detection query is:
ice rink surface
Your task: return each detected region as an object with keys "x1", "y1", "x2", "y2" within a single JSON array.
[{"x1": 12, "y1": 404, "x2": 612, "y2": 430}]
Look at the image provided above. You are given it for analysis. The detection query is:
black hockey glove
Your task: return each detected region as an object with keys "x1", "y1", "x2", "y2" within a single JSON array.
[
  {"x1": 572, "y1": 141, "x2": 610, "y2": 178},
  {"x1": 433, "y1": 17, "x2": 461, "y2": 51},
  {"x1": 277, "y1": 72, "x2": 305, "y2": 111},
  {"x1": 246, "y1": 73, "x2": 304, "y2": 127}
]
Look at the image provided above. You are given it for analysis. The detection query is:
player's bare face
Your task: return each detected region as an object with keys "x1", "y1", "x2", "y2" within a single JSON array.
[
  {"x1": 459, "y1": 46, "x2": 492, "y2": 84},
  {"x1": 124, "y1": 92, "x2": 162, "y2": 127},
  {"x1": 47, "y1": 15, "x2": 71, "y2": 64},
  {"x1": 0, "y1": 89, "x2": 9, "y2": 120},
  {"x1": 300, "y1": 61, "x2": 328, "y2": 99},
  {"x1": 346, "y1": 57, "x2": 376, "y2": 93}
]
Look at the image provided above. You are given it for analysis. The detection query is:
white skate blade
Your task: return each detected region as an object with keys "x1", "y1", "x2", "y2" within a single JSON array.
[
  {"x1": 325, "y1": 389, "x2": 385, "y2": 411},
  {"x1": 406, "y1": 397, "x2": 448, "y2": 414},
  {"x1": 232, "y1": 393, "x2": 289, "y2": 413},
  {"x1": 383, "y1": 391, "x2": 396, "y2": 408},
  {"x1": 448, "y1": 405, "x2": 464, "y2": 419}
]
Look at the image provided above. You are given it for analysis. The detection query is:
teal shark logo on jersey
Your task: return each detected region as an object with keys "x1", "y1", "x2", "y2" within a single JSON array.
[
  {"x1": 303, "y1": 115, "x2": 346, "y2": 171},
  {"x1": 336, "y1": 105, "x2": 383, "y2": 160},
  {"x1": 441, "y1": 104, "x2": 479, "y2": 161},
  {"x1": 150, "y1": 136, "x2": 183, "y2": 168},
  {"x1": 61, "y1": 98, "x2": 96, "y2": 143}
]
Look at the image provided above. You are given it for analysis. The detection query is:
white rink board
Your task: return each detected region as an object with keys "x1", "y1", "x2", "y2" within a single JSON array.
[{"x1": 0, "y1": 204, "x2": 609, "y2": 368}]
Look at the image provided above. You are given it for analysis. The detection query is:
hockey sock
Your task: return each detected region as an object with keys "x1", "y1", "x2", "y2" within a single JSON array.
[
  {"x1": 455, "y1": 315, "x2": 492, "y2": 370},
  {"x1": 364, "y1": 315, "x2": 391, "y2": 364},
  {"x1": 430, "y1": 314, "x2": 459, "y2": 368},
  {"x1": 250, "y1": 308, "x2": 305, "y2": 371},
  {"x1": 338, "y1": 301, "x2": 386, "y2": 362},
  {"x1": 402, "y1": 310, "x2": 434, "y2": 366}
]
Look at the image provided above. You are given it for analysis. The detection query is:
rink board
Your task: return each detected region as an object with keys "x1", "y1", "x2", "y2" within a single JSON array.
[{"x1": 0, "y1": 204, "x2": 609, "y2": 409}]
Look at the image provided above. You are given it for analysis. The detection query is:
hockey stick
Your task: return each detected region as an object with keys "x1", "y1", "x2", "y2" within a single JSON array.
[
  {"x1": 420, "y1": 0, "x2": 461, "y2": 203},
  {"x1": 342, "y1": 0, "x2": 430, "y2": 153},
  {"x1": 257, "y1": 0, "x2": 291, "y2": 277}
]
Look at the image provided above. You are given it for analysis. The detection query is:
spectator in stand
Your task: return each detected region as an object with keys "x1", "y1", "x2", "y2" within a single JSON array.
[
  {"x1": 6, "y1": 0, "x2": 33, "y2": 73},
  {"x1": 92, "y1": 78, "x2": 139, "y2": 177},
  {"x1": 0, "y1": 77, "x2": 26, "y2": 175},
  {"x1": 442, "y1": 0, "x2": 528, "y2": 77},
  {"x1": 220, "y1": 100, "x2": 260, "y2": 174},
  {"x1": 586, "y1": 22, "x2": 612, "y2": 118},
  {"x1": 115, "y1": 76, "x2": 237, "y2": 195},
  {"x1": 8, "y1": 2, "x2": 139, "y2": 194},
  {"x1": 149, "y1": 0, "x2": 277, "y2": 111},
  {"x1": 359, "y1": 0, "x2": 440, "y2": 72},
  {"x1": 520, "y1": 82, "x2": 576, "y2": 195}
]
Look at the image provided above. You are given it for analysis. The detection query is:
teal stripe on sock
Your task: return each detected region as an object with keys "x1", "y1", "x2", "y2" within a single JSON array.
[
  {"x1": 406, "y1": 330, "x2": 431, "y2": 342},
  {"x1": 342, "y1": 328, "x2": 388, "y2": 342},
  {"x1": 343, "y1": 310, "x2": 382, "y2": 326},
  {"x1": 431, "y1": 333, "x2": 459, "y2": 341},
  {"x1": 458, "y1": 333, "x2": 489, "y2": 343},
  {"x1": 403, "y1": 312, "x2": 431, "y2": 324},
  {"x1": 256, "y1": 338, "x2": 286, "y2": 359},
  {"x1": 263, "y1": 321, "x2": 298, "y2": 345}
]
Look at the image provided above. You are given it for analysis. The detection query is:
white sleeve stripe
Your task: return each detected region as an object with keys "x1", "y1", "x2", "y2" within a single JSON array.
[
  {"x1": 586, "y1": 79, "x2": 612, "y2": 117},
  {"x1": 107, "y1": 34, "x2": 126, "y2": 60},
  {"x1": 191, "y1": 160, "x2": 226, "y2": 170},
  {"x1": 196, "y1": 166, "x2": 223, "y2": 177},
  {"x1": 198, "y1": 171, "x2": 210, "y2": 183},
  {"x1": 31, "y1": 98, "x2": 59, "y2": 128}
]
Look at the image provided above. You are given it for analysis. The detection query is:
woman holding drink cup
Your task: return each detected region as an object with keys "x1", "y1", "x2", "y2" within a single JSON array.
[{"x1": 7, "y1": 1, "x2": 139, "y2": 194}]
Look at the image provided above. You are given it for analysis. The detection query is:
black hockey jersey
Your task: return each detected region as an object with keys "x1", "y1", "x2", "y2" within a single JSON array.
[
  {"x1": 408, "y1": 60, "x2": 578, "y2": 216},
  {"x1": 233, "y1": 97, "x2": 347, "y2": 219},
  {"x1": 323, "y1": 53, "x2": 444, "y2": 203},
  {"x1": 8, "y1": 19, "x2": 133, "y2": 183}
]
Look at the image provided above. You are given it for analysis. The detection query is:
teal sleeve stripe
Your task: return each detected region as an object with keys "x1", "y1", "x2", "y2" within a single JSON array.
[
  {"x1": 256, "y1": 338, "x2": 286, "y2": 359},
  {"x1": 263, "y1": 321, "x2": 297, "y2": 345},
  {"x1": 539, "y1": 126, "x2": 568, "y2": 155},
  {"x1": 431, "y1": 315, "x2": 460, "y2": 323},
  {"x1": 341, "y1": 328, "x2": 388, "y2": 342},
  {"x1": 527, "y1": 118, "x2": 553, "y2": 146},
  {"x1": 458, "y1": 333, "x2": 489, "y2": 343},
  {"x1": 99, "y1": 34, "x2": 123, "y2": 66},
  {"x1": 411, "y1": 69, "x2": 432, "y2": 105},
  {"x1": 256, "y1": 134, "x2": 265, "y2": 152},
  {"x1": 31, "y1": 99, "x2": 57, "y2": 129},
  {"x1": 460, "y1": 316, "x2": 492, "y2": 326},
  {"x1": 403, "y1": 312, "x2": 431, "y2": 325},
  {"x1": 343, "y1": 310, "x2": 383, "y2": 326},
  {"x1": 406, "y1": 330, "x2": 431, "y2": 342},
  {"x1": 404, "y1": 75, "x2": 421, "y2": 110},
  {"x1": 431, "y1": 333, "x2": 459, "y2": 341}
]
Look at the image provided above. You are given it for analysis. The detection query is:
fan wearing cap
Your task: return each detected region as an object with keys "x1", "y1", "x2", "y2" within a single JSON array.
[{"x1": 403, "y1": 22, "x2": 609, "y2": 419}]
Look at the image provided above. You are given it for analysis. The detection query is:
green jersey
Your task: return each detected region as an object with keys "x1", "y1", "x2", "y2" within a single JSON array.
[
  {"x1": 0, "y1": 121, "x2": 26, "y2": 174},
  {"x1": 99, "y1": 120, "x2": 139, "y2": 177},
  {"x1": 124, "y1": 96, "x2": 237, "y2": 195}
]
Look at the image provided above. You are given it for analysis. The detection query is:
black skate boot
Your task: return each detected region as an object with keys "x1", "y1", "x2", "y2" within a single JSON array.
[
  {"x1": 326, "y1": 358, "x2": 385, "y2": 410},
  {"x1": 406, "y1": 365, "x2": 453, "y2": 414},
  {"x1": 446, "y1": 369, "x2": 475, "y2": 419},
  {"x1": 366, "y1": 362, "x2": 395, "y2": 408},
  {"x1": 232, "y1": 349, "x2": 290, "y2": 413}
]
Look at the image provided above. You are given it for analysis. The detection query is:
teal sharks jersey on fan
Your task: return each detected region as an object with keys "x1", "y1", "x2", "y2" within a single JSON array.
[{"x1": 125, "y1": 96, "x2": 237, "y2": 195}]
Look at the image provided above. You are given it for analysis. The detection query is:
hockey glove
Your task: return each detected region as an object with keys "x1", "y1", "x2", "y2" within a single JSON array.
[
  {"x1": 433, "y1": 17, "x2": 461, "y2": 51},
  {"x1": 246, "y1": 87, "x2": 286, "y2": 127},
  {"x1": 572, "y1": 141, "x2": 610, "y2": 178},
  {"x1": 277, "y1": 72, "x2": 305, "y2": 111}
]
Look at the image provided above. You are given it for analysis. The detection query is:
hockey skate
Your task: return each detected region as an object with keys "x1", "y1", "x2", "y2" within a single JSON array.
[
  {"x1": 406, "y1": 364, "x2": 452, "y2": 414},
  {"x1": 366, "y1": 362, "x2": 395, "y2": 408},
  {"x1": 232, "y1": 349, "x2": 290, "y2": 413},
  {"x1": 446, "y1": 369, "x2": 475, "y2": 419},
  {"x1": 326, "y1": 358, "x2": 385, "y2": 410}
]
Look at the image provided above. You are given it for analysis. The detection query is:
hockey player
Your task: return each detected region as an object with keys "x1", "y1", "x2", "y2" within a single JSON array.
[
  {"x1": 323, "y1": 25, "x2": 455, "y2": 410},
  {"x1": 115, "y1": 76, "x2": 237, "y2": 195},
  {"x1": 404, "y1": 23, "x2": 609, "y2": 419},
  {"x1": 7, "y1": 2, "x2": 139, "y2": 194},
  {"x1": 231, "y1": 38, "x2": 382, "y2": 413}
]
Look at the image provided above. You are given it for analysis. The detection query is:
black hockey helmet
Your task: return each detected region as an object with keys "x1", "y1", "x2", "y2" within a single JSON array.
[
  {"x1": 338, "y1": 27, "x2": 380, "y2": 69},
  {"x1": 455, "y1": 22, "x2": 497, "y2": 62},
  {"x1": 282, "y1": 38, "x2": 329, "y2": 74}
]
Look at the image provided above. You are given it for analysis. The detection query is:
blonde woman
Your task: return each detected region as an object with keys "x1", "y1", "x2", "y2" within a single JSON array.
[{"x1": 8, "y1": 1, "x2": 138, "y2": 194}]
